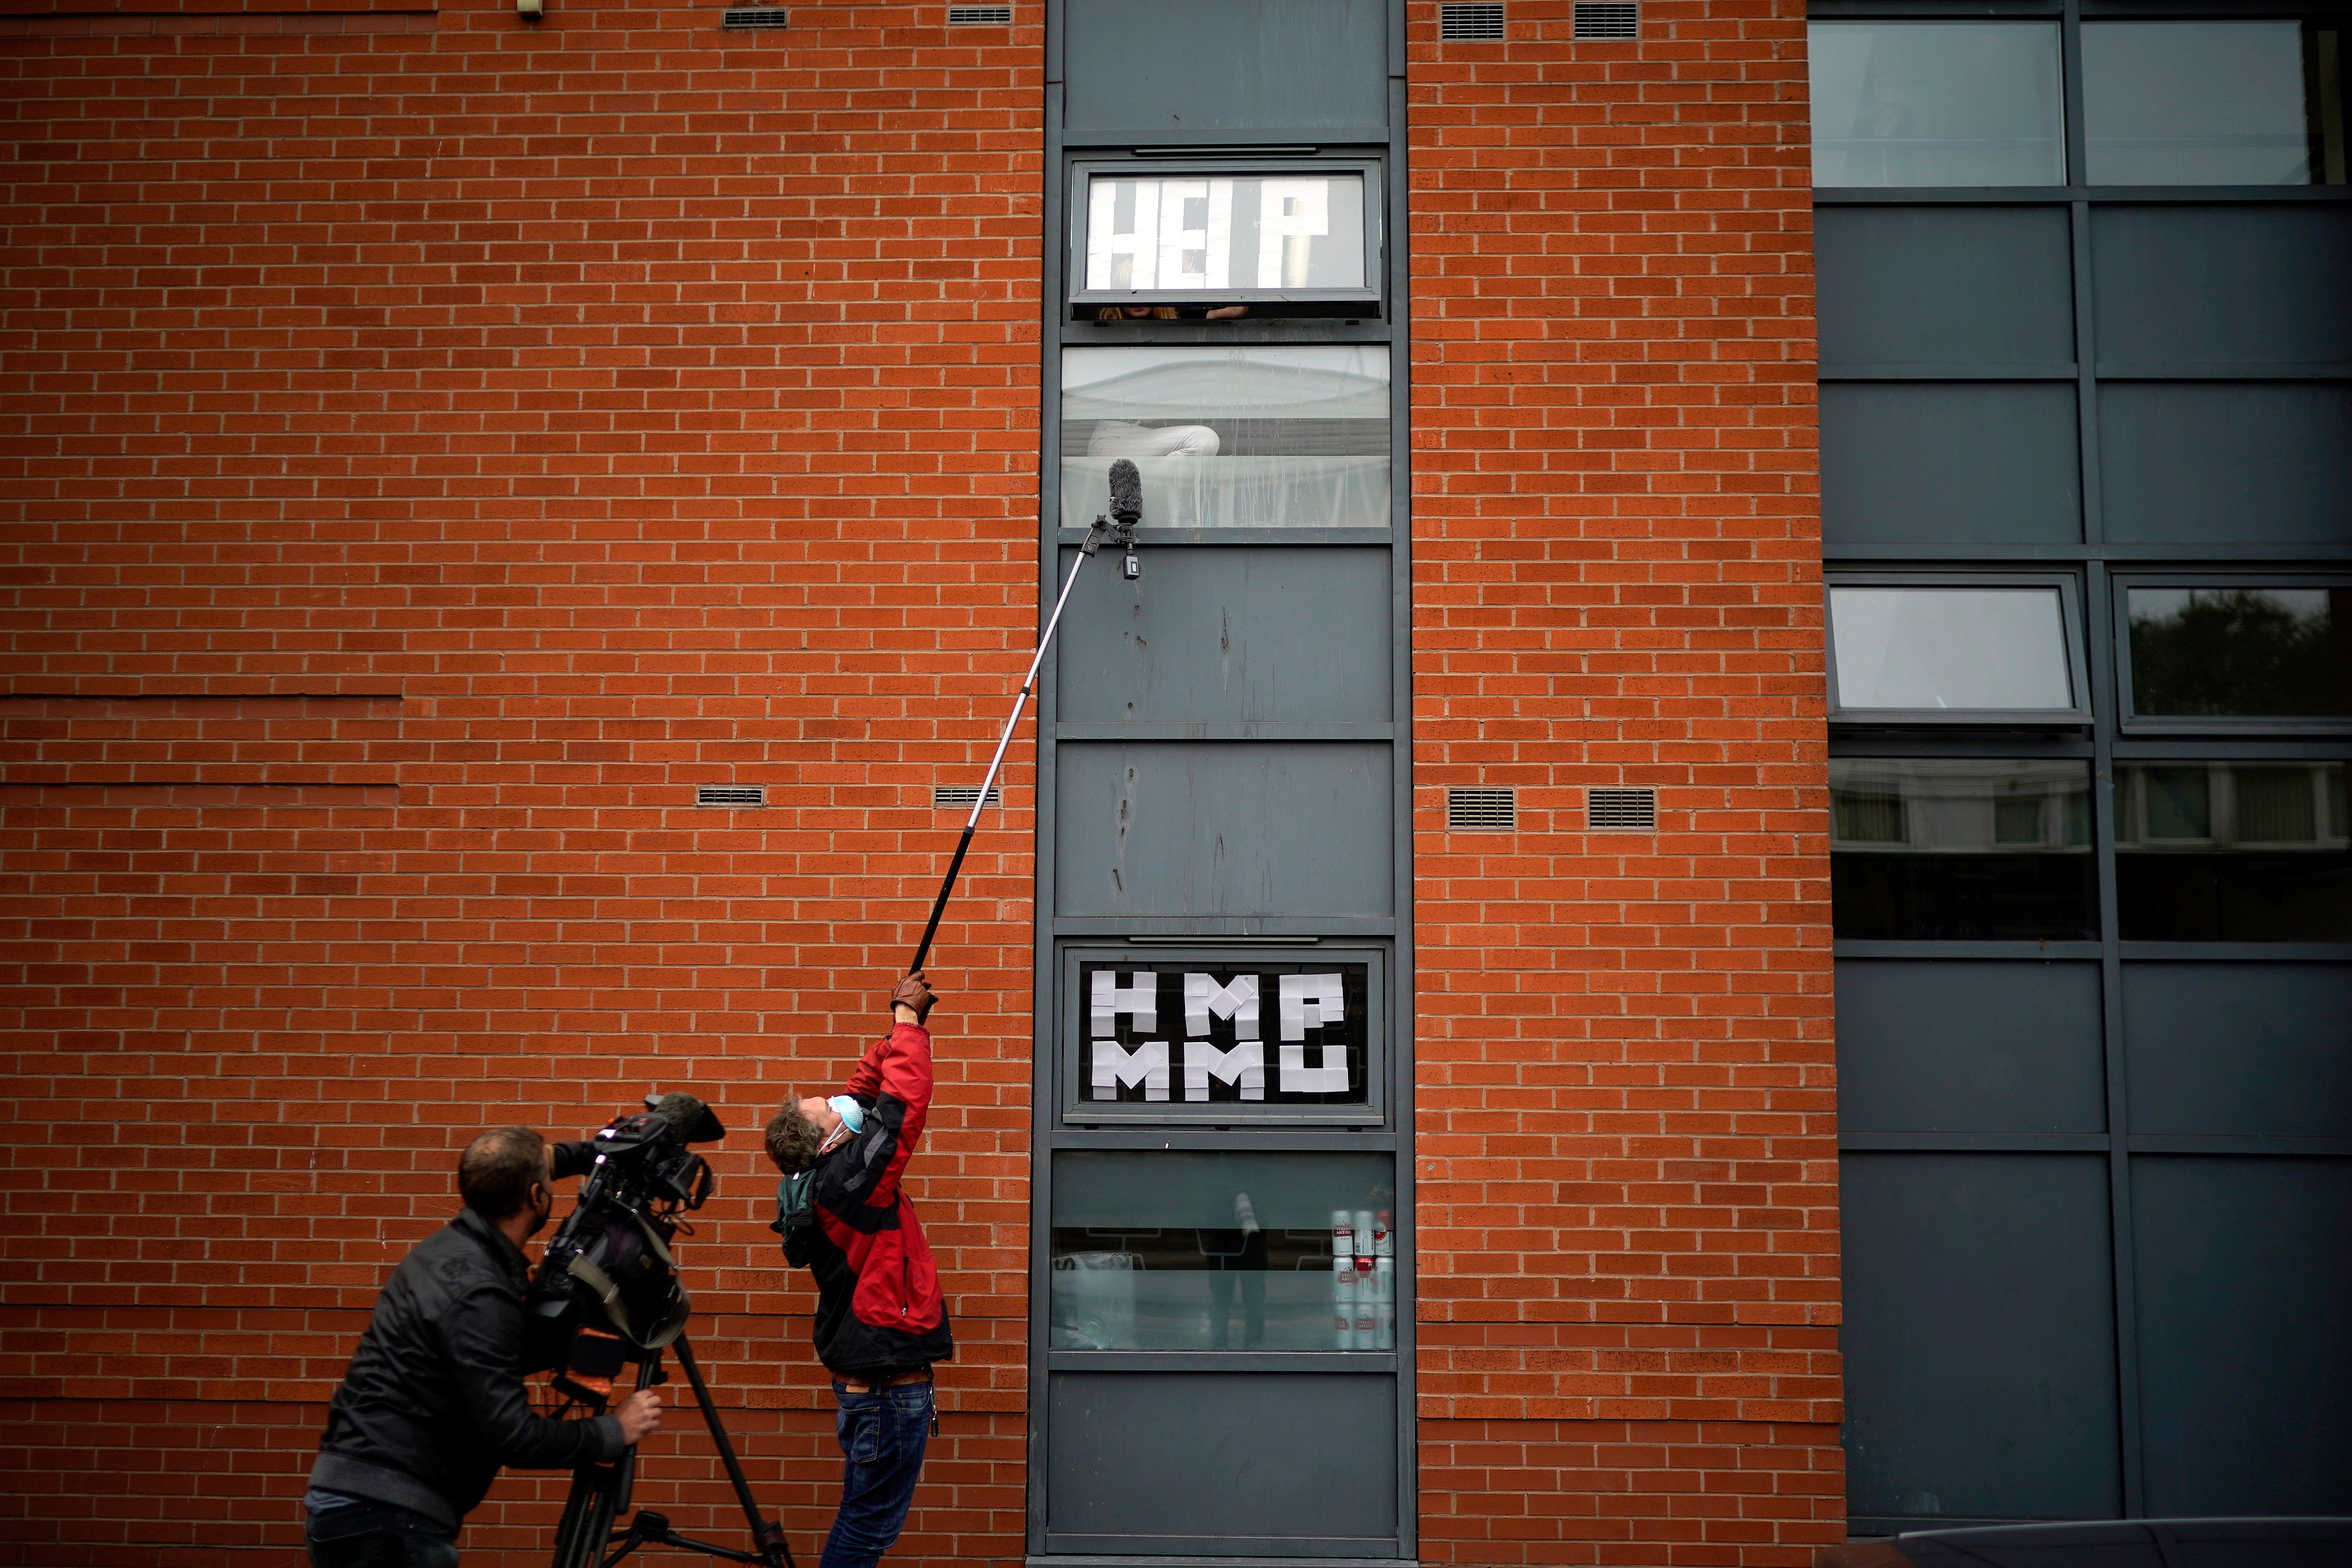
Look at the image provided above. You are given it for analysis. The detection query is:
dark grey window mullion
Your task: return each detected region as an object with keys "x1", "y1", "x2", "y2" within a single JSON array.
[
  {"x1": 2061, "y1": 0, "x2": 2087, "y2": 189},
  {"x1": 1029, "y1": 65, "x2": 1067, "y2": 1559},
  {"x1": 2085, "y1": 557, "x2": 2146, "y2": 1517},
  {"x1": 2071, "y1": 201, "x2": 2103, "y2": 550},
  {"x1": 1383, "y1": 64, "x2": 1416, "y2": 1561}
]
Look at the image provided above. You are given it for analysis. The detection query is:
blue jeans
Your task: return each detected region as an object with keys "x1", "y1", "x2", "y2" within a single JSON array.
[
  {"x1": 819, "y1": 1378, "x2": 934, "y2": 1568},
  {"x1": 303, "y1": 1497, "x2": 459, "y2": 1568}
]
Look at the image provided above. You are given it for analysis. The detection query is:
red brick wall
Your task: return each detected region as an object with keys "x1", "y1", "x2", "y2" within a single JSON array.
[
  {"x1": 0, "y1": 0, "x2": 1043, "y2": 1560},
  {"x1": 4, "y1": 0, "x2": 1838, "y2": 1561},
  {"x1": 1406, "y1": 0, "x2": 1839, "y2": 1561}
]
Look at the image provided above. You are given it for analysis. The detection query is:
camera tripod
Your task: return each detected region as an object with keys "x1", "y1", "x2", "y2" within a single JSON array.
[{"x1": 550, "y1": 1334, "x2": 797, "y2": 1568}]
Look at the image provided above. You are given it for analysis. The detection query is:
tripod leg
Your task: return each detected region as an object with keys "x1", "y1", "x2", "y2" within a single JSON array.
[
  {"x1": 673, "y1": 1334, "x2": 797, "y2": 1568},
  {"x1": 550, "y1": 1354, "x2": 660, "y2": 1568},
  {"x1": 550, "y1": 1460, "x2": 624, "y2": 1568}
]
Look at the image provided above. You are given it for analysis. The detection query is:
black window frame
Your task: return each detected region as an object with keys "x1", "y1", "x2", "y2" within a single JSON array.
[
  {"x1": 2112, "y1": 570, "x2": 2352, "y2": 735},
  {"x1": 1827, "y1": 570, "x2": 2096, "y2": 727},
  {"x1": 1066, "y1": 156, "x2": 1387, "y2": 317},
  {"x1": 1057, "y1": 942, "x2": 1391, "y2": 1129}
]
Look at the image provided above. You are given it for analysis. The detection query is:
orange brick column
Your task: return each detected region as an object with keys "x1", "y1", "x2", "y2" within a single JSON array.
[{"x1": 1406, "y1": 0, "x2": 1840, "y2": 1561}]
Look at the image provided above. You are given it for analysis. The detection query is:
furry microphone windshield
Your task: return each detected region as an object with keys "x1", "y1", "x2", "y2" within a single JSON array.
[{"x1": 1108, "y1": 457, "x2": 1142, "y2": 526}]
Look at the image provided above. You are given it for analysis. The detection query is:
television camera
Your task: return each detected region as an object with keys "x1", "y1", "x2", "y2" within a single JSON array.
[{"x1": 530, "y1": 1092, "x2": 795, "y2": 1568}]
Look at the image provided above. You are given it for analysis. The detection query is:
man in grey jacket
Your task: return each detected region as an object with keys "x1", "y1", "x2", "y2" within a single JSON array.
[{"x1": 303, "y1": 1125, "x2": 664, "y2": 1566}]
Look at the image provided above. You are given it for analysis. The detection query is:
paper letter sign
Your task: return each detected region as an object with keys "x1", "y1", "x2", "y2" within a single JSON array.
[
  {"x1": 1078, "y1": 962, "x2": 1366, "y2": 1112},
  {"x1": 1185, "y1": 1039, "x2": 1265, "y2": 1102},
  {"x1": 1184, "y1": 972, "x2": 1259, "y2": 1039},
  {"x1": 1091, "y1": 969, "x2": 1158, "y2": 1037},
  {"x1": 1278, "y1": 972, "x2": 1350, "y2": 1093},
  {"x1": 1093, "y1": 1039, "x2": 1169, "y2": 1101}
]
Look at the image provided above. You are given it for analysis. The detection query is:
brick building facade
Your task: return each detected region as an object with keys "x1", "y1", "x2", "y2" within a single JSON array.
[{"x1": 15, "y1": 0, "x2": 2337, "y2": 1563}]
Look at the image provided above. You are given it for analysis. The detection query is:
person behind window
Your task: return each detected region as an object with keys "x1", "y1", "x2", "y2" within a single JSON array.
[{"x1": 1094, "y1": 304, "x2": 1251, "y2": 321}]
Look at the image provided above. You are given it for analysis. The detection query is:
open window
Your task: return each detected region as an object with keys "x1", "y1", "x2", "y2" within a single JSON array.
[
  {"x1": 1827, "y1": 573, "x2": 2091, "y2": 726},
  {"x1": 1069, "y1": 160, "x2": 1383, "y2": 319}
]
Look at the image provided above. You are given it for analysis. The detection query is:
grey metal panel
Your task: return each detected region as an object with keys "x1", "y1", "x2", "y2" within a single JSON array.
[
  {"x1": 1840, "y1": 1153, "x2": 2123, "y2": 1521},
  {"x1": 1056, "y1": 547, "x2": 1392, "y2": 726},
  {"x1": 1063, "y1": 0, "x2": 1388, "y2": 136},
  {"x1": 2097, "y1": 382, "x2": 2352, "y2": 545},
  {"x1": 1821, "y1": 383, "x2": 2082, "y2": 546},
  {"x1": 2090, "y1": 206, "x2": 2352, "y2": 365},
  {"x1": 1815, "y1": 207, "x2": 2075, "y2": 367},
  {"x1": 1047, "y1": 1372, "x2": 1397, "y2": 1543},
  {"x1": 2131, "y1": 1156, "x2": 2352, "y2": 1515},
  {"x1": 2123, "y1": 964, "x2": 2352, "y2": 1140},
  {"x1": 1055, "y1": 741, "x2": 1392, "y2": 918},
  {"x1": 1836, "y1": 961, "x2": 2106, "y2": 1132}
]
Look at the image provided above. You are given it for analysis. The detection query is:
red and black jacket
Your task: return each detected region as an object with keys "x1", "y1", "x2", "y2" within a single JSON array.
[{"x1": 791, "y1": 1021, "x2": 953, "y2": 1378}]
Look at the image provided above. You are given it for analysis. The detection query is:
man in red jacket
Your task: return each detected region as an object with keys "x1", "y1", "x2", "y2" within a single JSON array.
[{"x1": 765, "y1": 971, "x2": 953, "y2": 1568}]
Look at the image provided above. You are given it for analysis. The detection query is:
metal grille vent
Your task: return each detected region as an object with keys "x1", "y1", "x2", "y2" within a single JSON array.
[
  {"x1": 697, "y1": 784, "x2": 767, "y2": 806},
  {"x1": 1572, "y1": 1, "x2": 1637, "y2": 38},
  {"x1": 933, "y1": 784, "x2": 1004, "y2": 809},
  {"x1": 1446, "y1": 787, "x2": 1517, "y2": 830},
  {"x1": 1587, "y1": 787, "x2": 1657, "y2": 831},
  {"x1": 1438, "y1": 2, "x2": 1504, "y2": 40},
  {"x1": 720, "y1": 6, "x2": 788, "y2": 29},
  {"x1": 947, "y1": 5, "x2": 1011, "y2": 20}
]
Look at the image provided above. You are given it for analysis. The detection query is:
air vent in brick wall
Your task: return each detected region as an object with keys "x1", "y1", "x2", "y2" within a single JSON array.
[
  {"x1": 1572, "y1": 1, "x2": 1638, "y2": 38},
  {"x1": 933, "y1": 784, "x2": 1004, "y2": 809},
  {"x1": 696, "y1": 785, "x2": 767, "y2": 806},
  {"x1": 1446, "y1": 787, "x2": 1517, "y2": 831},
  {"x1": 1438, "y1": 3, "x2": 1504, "y2": 41},
  {"x1": 1586, "y1": 787, "x2": 1657, "y2": 831},
  {"x1": 947, "y1": 5, "x2": 1012, "y2": 21},
  {"x1": 720, "y1": 6, "x2": 789, "y2": 29}
]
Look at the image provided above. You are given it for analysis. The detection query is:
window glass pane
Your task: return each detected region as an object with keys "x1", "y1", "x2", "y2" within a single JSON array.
[
  {"x1": 1082, "y1": 174, "x2": 1366, "y2": 294},
  {"x1": 1830, "y1": 585, "x2": 2077, "y2": 712},
  {"x1": 2117, "y1": 762, "x2": 2352, "y2": 940},
  {"x1": 1076, "y1": 961, "x2": 1370, "y2": 1108},
  {"x1": 2083, "y1": 23, "x2": 2334, "y2": 186},
  {"x1": 1050, "y1": 1152, "x2": 1395, "y2": 1351},
  {"x1": 1809, "y1": 22, "x2": 2065, "y2": 187},
  {"x1": 2127, "y1": 586, "x2": 2352, "y2": 720},
  {"x1": 1831, "y1": 759, "x2": 2097, "y2": 940},
  {"x1": 1062, "y1": 347, "x2": 1390, "y2": 530}
]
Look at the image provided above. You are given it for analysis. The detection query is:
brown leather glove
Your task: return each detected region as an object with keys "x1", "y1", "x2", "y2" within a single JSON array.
[{"x1": 890, "y1": 972, "x2": 938, "y2": 1024}]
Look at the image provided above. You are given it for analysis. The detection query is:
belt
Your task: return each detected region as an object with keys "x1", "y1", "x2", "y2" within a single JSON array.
[{"x1": 835, "y1": 1368, "x2": 933, "y2": 1394}]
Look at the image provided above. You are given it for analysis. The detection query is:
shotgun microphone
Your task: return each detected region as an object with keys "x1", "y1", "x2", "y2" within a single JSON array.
[{"x1": 1107, "y1": 457, "x2": 1143, "y2": 527}]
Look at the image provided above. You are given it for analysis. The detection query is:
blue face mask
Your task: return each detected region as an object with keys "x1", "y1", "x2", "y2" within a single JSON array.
[{"x1": 827, "y1": 1096, "x2": 866, "y2": 1135}]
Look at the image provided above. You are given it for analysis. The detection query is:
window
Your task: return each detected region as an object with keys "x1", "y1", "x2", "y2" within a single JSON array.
[
  {"x1": 2083, "y1": 23, "x2": 2349, "y2": 187},
  {"x1": 1069, "y1": 163, "x2": 1379, "y2": 315},
  {"x1": 1064, "y1": 951, "x2": 1385, "y2": 1125},
  {"x1": 1809, "y1": 22, "x2": 2065, "y2": 187},
  {"x1": 1049, "y1": 1151, "x2": 1394, "y2": 1351},
  {"x1": 1828, "y1": 578, "x2": 2088, "y2": 723},
  {"x1": 2116, "y1": 762, "x2": 2350, "y2": 940},
  {"x1": 1059, "y1": 346, "x2": 1390, "y2": 530},
  {"x1": 1831, "y1": 759, "x2": 2098, "y2": 940},
  {"x1": 2122, "y1": 582, "x2": 2352, "y2": 726}
]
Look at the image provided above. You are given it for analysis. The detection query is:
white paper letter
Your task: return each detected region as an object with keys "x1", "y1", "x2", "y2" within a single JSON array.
[
  {"x1": 1088, "y1": 179, "x2": 1160, "y2": 290},
  {"x1": 1091, "y1": 1039, "x2": 1169, "y2": 1101},
  {"x1": 1256, "y1": 179, "x2": 1330, "y2": 289},
  {"x1": 1156, "y1": 180, "x2": 1210, "y2": 290},
  {"x1": 1091, "y1": 969, "x2": 1158, "y2": 1036},
  {"x1": 1184, "y1": 1039, "x2": 1265, "y2": 1102},
  {"x1": 1277, "y1": 972, "x2": 1350, "y2": 1093},
  {"x1": 1183, "y1": 972, "x2": 1259, "y2": 1039}
]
